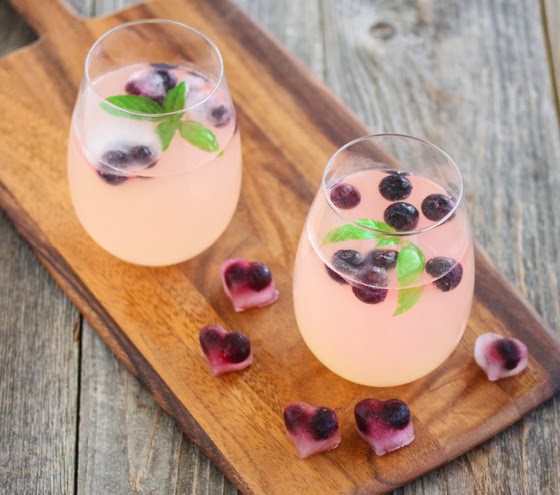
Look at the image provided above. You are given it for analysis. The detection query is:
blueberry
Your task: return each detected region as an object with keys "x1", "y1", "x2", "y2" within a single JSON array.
[
  {"x1": 130, "y1": 145, "x2": 157, "y2": 168},
  {"x1": 247, "y1": 262, "x2": 272, "y2": 291},
  {"x1": 283, "y1": 404, "x2": 307, "y2": 434},
  {"x1": 324, "y1": 265, "x2": 347, "y2": 284},
  {"x1": 331, "y1": 249, "x2": 364, "y2": 274},
  {"x1": 496, "y1": 338, "x2": 521, "y2": 370},
  {"x1": 156, "y1": 69, "x2": 177, "y2": 92},
  {"x1": 223, "y1": 332, "x2": 251, "y2": 363},
  {"x1": 210, "y1": 105, "x2": 231, "y2": 128},
  {"x1": 421, "y1": 194, "x2": 455, "y2": 221},
  {"x1": 329, "y1": 183, "x2": 361, "y2": 209},
  {"x1": 379, "y1": 399, "x2": 411, "y2": 429},
  {"x1": 97, "y1": 149, "x2": 130, "y2": 185},
  {"x1": 351, "y1": 265, "x2": 388, "y2": 304},
  {"x1": 384, "y1": 202, "x2": 419, "y2": 231},
  {"x1": 365, "y1": 249, "x2": 398, "y2": 270},
  {"x1": 224, "y1": 263, "x2": 248, "y2": 289},
  {"x1": 102, "y1": 149, "x2": 130, "y2": 166},
  {"x1": 379, "y1": 174, "x2": 412, "y2": 201},
  {"x1": 309, "y1": 408, "x2": 339, "y2": 441},
  {"x1": 425, "y1": 257, "x2": 463, "y2": 291},
  {"x1": 125, "y1": 68, "x2": 177, "y2": 104}
]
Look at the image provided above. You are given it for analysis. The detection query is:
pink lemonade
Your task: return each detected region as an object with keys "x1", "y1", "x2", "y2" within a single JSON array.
[
  {"x1": 68, "y1": 63, "x2": 241, "y2": 265},
  {"x1": 293, "y1": 169, "x2": 474, "y2": 387}
]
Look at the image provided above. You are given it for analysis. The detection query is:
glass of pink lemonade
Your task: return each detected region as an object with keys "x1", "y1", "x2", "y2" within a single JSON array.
[
  {"x1": 68, "y1": 20, "x2": 241, "y2": 265},
  {"x1": 293, "y1": 134, "x2": 474, "y2": 387}
]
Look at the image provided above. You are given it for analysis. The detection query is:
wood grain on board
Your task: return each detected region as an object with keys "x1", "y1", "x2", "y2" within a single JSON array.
[{"x1": 1, "y1": 0, "x2": 559, "y2": 494}]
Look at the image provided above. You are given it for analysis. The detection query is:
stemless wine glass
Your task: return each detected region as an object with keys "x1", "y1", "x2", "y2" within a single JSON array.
[
  {"x1": 293, "y1": 134, "x2": 475, "y2": 387},
  {"x1": 68, "y1": 20, "x2": 241, "y2": 266}
]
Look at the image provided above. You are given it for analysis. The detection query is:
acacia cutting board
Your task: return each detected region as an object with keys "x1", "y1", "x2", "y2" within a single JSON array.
[{"x1": 1, "y1": 0, "x2": 559, "y2": 493}]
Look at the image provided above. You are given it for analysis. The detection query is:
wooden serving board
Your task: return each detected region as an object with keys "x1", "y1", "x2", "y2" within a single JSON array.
[{"x1": 1, "y1": 0, "x2": 559, "y2": 493}]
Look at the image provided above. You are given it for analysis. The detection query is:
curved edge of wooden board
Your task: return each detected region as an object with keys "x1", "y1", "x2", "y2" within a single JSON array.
[{"x1": 0, "y1": 180, "x2": 253, "y2": 495}]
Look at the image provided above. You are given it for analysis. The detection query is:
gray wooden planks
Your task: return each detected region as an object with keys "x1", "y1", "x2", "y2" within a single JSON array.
[{"x1": 0, "y1": 0, "x2": 558, "y2": 494}]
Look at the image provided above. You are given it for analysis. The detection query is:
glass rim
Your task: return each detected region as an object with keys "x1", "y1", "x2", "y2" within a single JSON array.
[
  {"x1": 84, "y1": 18, "x2": 225, "y2": 118},
  {"x1": 321, "y1": 133, "x2": 464, "y2": 237}
]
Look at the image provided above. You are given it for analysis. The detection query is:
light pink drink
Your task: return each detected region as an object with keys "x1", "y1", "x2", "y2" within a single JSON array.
[
  {"x1": 68, "y1": 64, "x2": 241, "y2": 265},
  {"x1": 293, "y1": 136, "x2": 474, "y2": 387}
]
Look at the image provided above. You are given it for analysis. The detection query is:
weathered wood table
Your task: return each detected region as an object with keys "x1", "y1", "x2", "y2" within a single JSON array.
[{"x1": 1, "y1": 0, "x2": 559, "y2": 493}]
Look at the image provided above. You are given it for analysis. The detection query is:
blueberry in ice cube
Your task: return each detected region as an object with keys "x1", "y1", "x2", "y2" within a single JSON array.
[
  {"x1": 125, "y1": 68, "x2": 177, "y2": 105},
  {"x1": 199, "y1": 324, "x2": 253, "y2": 376},
  {"x1": 474, "y1": 333, "x2": 528, "y2": 381},
  {"x1": 364, "y1": 249, "x2": 398, "y2": 270},
  {"x1": 130, "y1": 145, "x2": 157, "y2": 168},
  {"x1": 283, "y1": 402, "x2": 341, "y2": 458},
  {"x1": 210, "y1": 105, "x2": 231, "y2": 128},
  {"x1": 354, "y1": 398, "x2": 415, "y2": 456}
]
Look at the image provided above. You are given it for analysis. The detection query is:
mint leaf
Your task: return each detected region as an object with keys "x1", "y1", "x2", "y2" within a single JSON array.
[
  {"x1": 376, "y1": 236, "x2": 401, "y2": 247},
  {"x1": 323, "y1": 219, "x2": 395, "y2": 244},
  {"x1": 101, "y1": 95, "x2": 165, "y2": 121},
  {"x1": 179, "y1": 121, "x2": 219, "y2": 152},
  {"x1": 163, "y1": 81, "x2": 187, "y2": 113},
  {"x1": 396, "y1": 241, "x2": 425, "y2": 286},
  {"x1": 394, "y1": 286, "x2": 424, "y2": 316},
  {"x1": 156, "y1": 118, "x2": 180, "y2": 151}
]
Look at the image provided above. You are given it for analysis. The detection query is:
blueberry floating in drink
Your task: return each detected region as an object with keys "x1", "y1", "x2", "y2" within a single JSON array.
[
  {"x1": 354, "y1": 398, "x2": 415, "y2": 456},
  {"x1": 474, "y1": 333, "x2": 528, "y2": 381},
  {"x1": 421, "y1": 193, "x2": 455, "y2": 221},
  {"x1": 383, "y1": 202, "x2": 419, "y2": 231},
  {"x1": 283, "y1": 402, "x2": 341, "y2": 458},
  {"x1": 379, "y1": 173, "x2": 413, "y2": 201},
  {"x1": 330, "y1": 183, "x2": 361, "y2": 209},
  {"x1": 199, "y1": 324, "x2": 253, "y2": 376},
  {"x1": 425, "y1": 257, "x2": 463, "y2": 292}
]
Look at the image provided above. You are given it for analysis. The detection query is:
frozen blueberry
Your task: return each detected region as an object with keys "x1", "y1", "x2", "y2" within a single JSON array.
[
  {"x1": 383, "y1": 202, "x2": 419, "y2": 231},
  {"x1": 425, "y1": 257, "x2": 463, "y2": 291},
  {"x1": 283, "y1": 402, "x2": 341, "y2": 458},
  {"x1": 125, "y1": 68, "x2": 177, "y2": 104},
  {"x1": 364, "y1": 249, "x2": 398, "y2": 270},
  {"x1": 474, "y1": 333, "x2": 528, "y2": 381},
  {"x1": 210, "y1": 105, "x2": 231, "y2": 128},
  {"x1": 130, "y1": 145, "x2": 157, "y2": 168},
  {"x1": 97, "y1": 149, "x2": 130, "y2": 185},
  {"x1": 379, "y1": 174, "x2": 413, "y2": 201},
  {"x1": 421, "y1": 194, "x2": 455, "y2": 221},
  {"x1": 325, "y1": 265, "x2": 347, "y2": 284},
  {"x1": 221, "y1": 258, "x2": 279, "y2": 312},
  {"x1": 354, "y1": 398, "x2": 415, "y2": 456},
  {"x1": 351, "y1": 265, "x2": 388, "y2": 304},
  {"x1": 332, "y1": 249, "x2": 364, "y2": 274},
  {"x1": 199, "y1": 324, "x2": 253, "y2": 376},
  {"x1": 247, "y1": 262, "x2": 272, "y2": 291},
  {"x1": 329, "y1": 183, "x2": 361, "y2": 209}
]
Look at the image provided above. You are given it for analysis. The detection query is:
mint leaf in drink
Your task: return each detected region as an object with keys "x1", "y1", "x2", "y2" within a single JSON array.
[
  {"x1": 376, "y1": 236, "x2": 401, "y2": 247},
  {"x1": 163, "y1": 81, "x2": 187, "y2": 113},
  {"x1": 393, "y1": 286, "x2": 424, "y2": 316},
  {"x1": 101, "y1": 95, "x2": 166, "y2": 121},
  {"x1": 179, "y1": 120, "x2": 219, "y2": 152},
  {"x1": 156, "y1": 118, "x2": 180, "y2": 151},
  {"x1": 323, "y1": 219, "x2": 395, "y2": 244},
  {"x1": 393, "y1": 241, "x2": 425, "y2": 316},
  {"x1": 396, "y1": 241, "x2": 425, "y2": 286}
]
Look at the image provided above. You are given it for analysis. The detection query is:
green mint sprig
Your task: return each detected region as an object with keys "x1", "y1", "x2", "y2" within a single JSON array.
[
  {"x1": 323, "y1": 218, "x2": 426, "y2": 316},
  {"x1": 100, "y1": 81, "x2": 219, "y2": 152}
]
